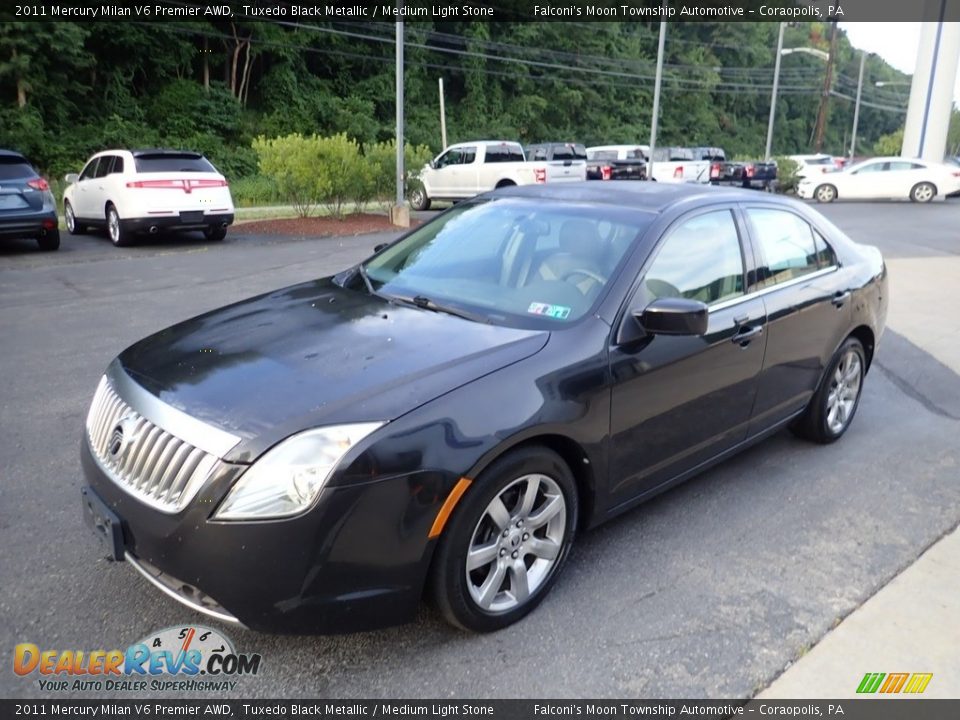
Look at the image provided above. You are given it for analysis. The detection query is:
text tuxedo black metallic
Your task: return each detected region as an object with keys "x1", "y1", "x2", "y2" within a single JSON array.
[{"x1": 80, "y1": 183, "x2": 887, "y2": 633}]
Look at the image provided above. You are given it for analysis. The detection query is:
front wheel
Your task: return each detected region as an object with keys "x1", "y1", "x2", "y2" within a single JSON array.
[
  {"x1": 910, "y1": 182, "x2": 936, "y2": 203},
  {"x1": 409, "y1": 186, "x2": 431, "y2": 211},
  {"x1": 430, "y1": 446, "x2": 578, "y2": 632},
  {"x1": 65, "y1": 202, "x2": 85, "y2": 235},
  {"x1": 106, "y1": 205, "x2": 130, "y2": 247},
  {"x1": 791, "y1": 337, "x2": 866, "y2": 444},
  {"x1": 814, "y1": 184, "x2": 837, "y2": 203}
]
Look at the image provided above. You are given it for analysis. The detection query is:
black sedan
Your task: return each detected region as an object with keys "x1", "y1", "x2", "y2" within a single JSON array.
[
  {"x1": 0, "y1": 149, "x2": 59, "y2": 251},
  {"x1": 79, "y1": 183, "x2": 887, "y2": 633}
]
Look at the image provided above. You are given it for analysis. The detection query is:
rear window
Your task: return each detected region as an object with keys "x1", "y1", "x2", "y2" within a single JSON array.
[
  {"x1": 0, "y1": 156, "x2": 36, "y2": 180},
  {"x1": 134, "y1": 154, "x2": 217, "y2": 173},
  {"x1": 588, "y1": 150, "x2": 618, "y2": 161},
  {"x1": 551, "y1": 144, "x2": 587, "y2": 161}
]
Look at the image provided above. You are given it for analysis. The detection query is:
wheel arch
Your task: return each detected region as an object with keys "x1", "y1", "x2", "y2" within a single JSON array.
[
  {"x1": 847, "y1": 324, "x2": 875, "y2": 373},
  {"x1": 495, "y1": 179, "x2": 517, "y2": 189}
]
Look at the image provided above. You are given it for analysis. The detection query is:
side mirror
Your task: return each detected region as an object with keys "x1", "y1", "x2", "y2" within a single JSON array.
[
  {"x1": 429, "y1": 160, "x2": 438, "y2": 170},
  {"x1": 64, "y1": 173, "x2": 79, "y2": 184},
  {"x1": 373, "y1": 243, "x2": 388, "y2": 253},
  {"x1": 636, "y1": 297, "x2": 709, "y2": 336}
]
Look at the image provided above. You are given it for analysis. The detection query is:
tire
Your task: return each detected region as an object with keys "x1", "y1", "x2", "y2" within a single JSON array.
[
  {"x1": 106, "y1": 205, "x2": 130, "y2": 247},
  {"x1": 204, "y1": 225, "x2": 227, "y2": 242},
  {"x1": 814, "y1": 184, "x2": 837, "y2": 203},
  {"x1": 37, "y1": 230, "x2": 60, "y2": 251},
  {"x1": 791, "y1": 337, "x2": 866, "y2": 444},
  {"x1": 430, "y1": 446, "x2": 579, "y2": 632},
  {"x1": 64, "y1": 202, "x2": 85, "y2": 235},
  {"x1": 409, "y1": 186, "x2": 431, "y2": 211},
  {"x1": 910, "y1": 182, "x2": 936, "y2": 203}
]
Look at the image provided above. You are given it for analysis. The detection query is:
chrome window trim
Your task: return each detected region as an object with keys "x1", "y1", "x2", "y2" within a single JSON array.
[
  {"x1": 709, "y1": 266, "x2": 839, "y2": 313},
  {"x1": 105, "y1": 359, "x2": 241, "y2": 458}
]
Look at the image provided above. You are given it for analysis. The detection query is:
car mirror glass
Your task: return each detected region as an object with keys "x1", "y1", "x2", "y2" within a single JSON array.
[{"x1": 65, "y1": 173, "x2": 79, "y2": 184}]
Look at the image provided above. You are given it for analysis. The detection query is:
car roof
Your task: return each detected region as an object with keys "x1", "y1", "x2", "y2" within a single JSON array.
[
  {"x1": 491, "y1": 180, "x2": 798, "y2": 214},
  {"x1": 131, "y1": 149, "x2": 204, "y2": 157},
  {"x1": 0, "y1": 149, "x2": 29, "y2": 161}
]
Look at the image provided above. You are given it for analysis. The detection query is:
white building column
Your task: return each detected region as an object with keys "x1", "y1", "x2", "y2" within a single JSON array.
[{"x1": 901, "y1": 10, "x2": 960, "y2": 161}]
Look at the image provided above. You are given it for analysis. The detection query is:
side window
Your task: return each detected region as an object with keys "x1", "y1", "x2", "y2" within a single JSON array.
[
  {"x1": 746, "y1": 208, "x2": 820, "y2": 287},
  {"x1": 813, "y1": 230, "x2": 838, "y2": 268},
  {"x1": 532, "y1": 147, "x2": 547, "y2": 161},
  {"x1": 93, "y1": 157, "x2": 113, "y2": 178},
  {"x1": 108, "y1": 155, "x2": 125, "y2": 175},
  {"x1": 79, "y1": 158, "x2": 100, "y2": 181},
  {"x1": 459, "y1": 147, "x2": 477, "y2": 164},
  {"x1": 484, "y1": 147, "x2": 503, "y2": 164},
  {"x1": 435, "y1": 149, "x2": 461, "y2": 169},
  {"x1": 853, "y1": 163, "x2": 887, "y2": 174},
  {"x1": 642, "y1": 210, "x2": 745, "y2": 306}
]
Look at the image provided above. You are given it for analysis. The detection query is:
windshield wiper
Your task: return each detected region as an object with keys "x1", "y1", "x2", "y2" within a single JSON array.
[
  {"x1": 355, "y1": 263, "x2": 377, "y2": 296},
  {"x1": 389, "y1": 294, "x2": 490, "y2": 324}
]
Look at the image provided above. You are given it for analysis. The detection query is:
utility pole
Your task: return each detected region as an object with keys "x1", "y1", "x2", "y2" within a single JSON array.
[
  {"x1": 813, "y1": 20, "x2": 838, "y2": 153},
  {"x1": 765, "y1": 22, "x2": 785, "y2": 161},
  {"x1": 439, "y1": 77, "x2": 448, "y2": 150},
  {"x1": 648, "y1": 1, "x2": 668, "y2": 181},
  {"x1": 393, "y1": 19, "x2": 409, "y2": 227},
  {"x1": 849, "y1": 50, "x2": 867, "y2": 159}
]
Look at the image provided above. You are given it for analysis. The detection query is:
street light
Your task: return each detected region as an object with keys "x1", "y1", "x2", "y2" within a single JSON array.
[{"x1": 764, "y1": 27, "x2": 831, "y2": 160}]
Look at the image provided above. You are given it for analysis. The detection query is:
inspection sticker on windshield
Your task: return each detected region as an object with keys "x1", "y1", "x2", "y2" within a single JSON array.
[{"x1": 527, "y1": 302, "x2": 571, "y2": 320}]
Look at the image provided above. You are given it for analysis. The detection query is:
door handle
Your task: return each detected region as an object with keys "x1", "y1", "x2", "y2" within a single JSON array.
[
  {"x1": 731, "y1": 325, "x2": 763, "y2": 346},
  {"x1": 831, "y1": 290, "x2": 851, "y2": 308}
]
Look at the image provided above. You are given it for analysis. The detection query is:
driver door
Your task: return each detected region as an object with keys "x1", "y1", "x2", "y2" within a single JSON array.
[
  {"x1": 73, "y1": 157, "x2": 101, "y2": 219},
  {"x1": 607, "y1": 207, "x2": 766, "y2": 508},
  {"x1": 430, "y1": 148, "x2": 466, "y2": 197}
]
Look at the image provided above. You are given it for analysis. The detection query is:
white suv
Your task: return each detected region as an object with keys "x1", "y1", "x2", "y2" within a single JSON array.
[{"x1": 63, "y1": 149, "x2": 235, "y2": 246}]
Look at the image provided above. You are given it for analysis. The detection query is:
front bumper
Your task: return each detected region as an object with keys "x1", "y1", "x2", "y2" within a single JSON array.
[
  {"x1": 80, "y1": 439, "x2": 444, "y2": 634},
  {"x1": 120, "y1": 212, "x2": 234, "y2": 234},
  {"x1": 796, "y1": 185, "x2": 814, "y2": 199}
]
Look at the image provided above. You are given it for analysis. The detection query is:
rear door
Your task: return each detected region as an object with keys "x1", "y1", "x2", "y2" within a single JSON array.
[
  {"x1": 741, "y1": 206, "x2": 850, "y2": 433},
  {"x1": 88, "y1": 155, "x2": 119, "y2": 221},
  {"x1": 127, "y1": 153, "x2": 231, "y2": 215},
  {"x1": 608, "y1": 207, "x2": 766, "y2": 507}
]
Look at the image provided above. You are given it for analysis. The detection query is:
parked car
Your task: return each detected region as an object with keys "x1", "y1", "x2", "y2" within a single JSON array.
[
  {"x1": 709, "y1": 158, "x2": 778, "y2": 191},
  {"x1": 649, "y1": 147, "x2": 711, "y2": 183},
  {"x1": 585, "y1": 145, "x2": 648, "y2": 181},
  {"x1": 0, "y1": 149, "x2": 59, "y2": 251},
  {"x1": 789, "y1": 153, "x2": 837, "y2": 180},
  {"x1": 62, "y1": 149, "x2": 235, "y2": 247},
  {"x1": 797, "y1": 156, "x2": 960, "y2": 203},
  {"x1": 524, "y1": 142, "x2": 588, "y2": 164},
  {"x1": 80, "y1": 182, "x2": 887, "y2": 634},
  {"x1": 410, "y1": 141, "x2": 586, "y2": 210}
]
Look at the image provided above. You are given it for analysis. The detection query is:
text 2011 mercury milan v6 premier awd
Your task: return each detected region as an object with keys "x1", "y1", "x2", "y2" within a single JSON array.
[{"x1": 80, "y1": 183, "x2": 887, "y2": 634}]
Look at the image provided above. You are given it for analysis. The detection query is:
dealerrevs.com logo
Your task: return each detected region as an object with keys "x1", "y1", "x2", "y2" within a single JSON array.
[{"x1": 14, "y1": 625, "x2": 262, "y2": 693}]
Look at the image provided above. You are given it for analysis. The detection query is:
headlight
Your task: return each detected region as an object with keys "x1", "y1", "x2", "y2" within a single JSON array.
[{"x1": 213, "y1": 423, "x2": 384, "y2": 520}]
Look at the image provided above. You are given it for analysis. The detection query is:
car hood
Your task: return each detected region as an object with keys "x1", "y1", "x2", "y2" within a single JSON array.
[{"x1": 117, "y1": 277, "x2": 549, "y2": 463}]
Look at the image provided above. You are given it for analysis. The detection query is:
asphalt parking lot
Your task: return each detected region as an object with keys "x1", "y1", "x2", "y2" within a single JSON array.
[{"x1": 2, "y1": 201, "x2": 959, "y2": 699}]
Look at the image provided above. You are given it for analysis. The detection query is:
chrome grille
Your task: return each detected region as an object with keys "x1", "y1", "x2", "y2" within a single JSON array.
[{"x1": 86, "y1": 376, "x2": 220, "y2": 513}]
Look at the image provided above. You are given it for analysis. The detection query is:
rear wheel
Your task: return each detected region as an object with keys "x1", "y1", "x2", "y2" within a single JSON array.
[
  {"x1": 37, "y1": 230, "x2": 60, "y2": 251},
  {"x1": 814, "y1": 184, "x2": 837, "y2": 203},
  {"x1": 409, "y1": 186, "x2": 431, "y2": 211},
  {"x1": 204, "y1": 225, "x2": 227, "y2": 242},
  {"x1": 791, "y1": 337, "x2": 866, "y2": 444},
  {"x1": 910, "y1": 182, "x2": 936, "y2": 203},
  {"x1": 106, "y1": 205, "x2": 130, "y2": 247},
  {"x1": 430, "y1": 446, "x2": 578, "y2": 632},
  {"x1": 65, "y1": 202, "x2": 85, "y2": 235}
]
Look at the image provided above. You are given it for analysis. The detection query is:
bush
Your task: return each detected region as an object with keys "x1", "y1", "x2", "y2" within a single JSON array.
[
  {"x1": 873, "y1": 128, "x2": 904, "y2": 156},
  {"x1": 230, "y1": 175, "x2": 282, "y2": 208},
  {"x1": 772, "y1": 156, "x2": 800, "y2": 194},
  {"x1": 363, "y1": 140, "x2": 435, "y2": 210},
  {"x1": 253, "y1": 133, "x2": 331, "y2": 217}
]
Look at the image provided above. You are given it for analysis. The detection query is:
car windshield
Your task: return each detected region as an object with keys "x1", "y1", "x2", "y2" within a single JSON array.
[
  {"x1": 134, "y1": 154, "x2": 217, "y2": 173},
  {"x1": 363, "y1": 199, "x2": 652, "y2": 329}
]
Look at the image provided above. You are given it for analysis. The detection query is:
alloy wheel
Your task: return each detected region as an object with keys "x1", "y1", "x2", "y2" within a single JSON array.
[
  {"x1": 66, "y1": 204, "x2": 76, "y2": 233},
  {"x1": 465, "y1": 473, "x2": 566, "y2": 614},
  {"x1": 108, "y1": 209, "x2": 120, "y2": 244},
  {"x1": 826, "y1": 349, "x2": 862, "y2": 434}
]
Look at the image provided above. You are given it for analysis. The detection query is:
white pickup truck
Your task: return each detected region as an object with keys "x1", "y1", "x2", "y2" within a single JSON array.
[
  {"x1": 585, "y1": 144, "x2": 711, "y2": 184},
  {"x1": 409, "y1": 140, "x2": 586, "y2": 210}
]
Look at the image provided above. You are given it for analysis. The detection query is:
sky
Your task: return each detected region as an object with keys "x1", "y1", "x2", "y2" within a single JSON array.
[{"x1": 842, "y1": 22, "x2": 960, "y2": 106}]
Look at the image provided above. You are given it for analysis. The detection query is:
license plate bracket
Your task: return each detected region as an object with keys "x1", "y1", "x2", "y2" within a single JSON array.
[
  {"x1": 81, "y1": 487, "x2": 124, "y2": 561},
  {"x1": 179, "y1": 210, "x2": 204, "y2": 224}
]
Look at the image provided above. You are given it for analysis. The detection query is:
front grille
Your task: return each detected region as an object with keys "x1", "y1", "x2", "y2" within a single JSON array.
[{"x1": 85, "y1": 376, "x2": 219, "y2": 513}]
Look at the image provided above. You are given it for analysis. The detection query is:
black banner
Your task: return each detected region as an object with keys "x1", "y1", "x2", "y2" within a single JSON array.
[
  {"x1": 3, "y1": 700, "x2": 960, "y2": 720},
  {"x1": 4, "y1": 0, "x2": 960, "y2": 23}
]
